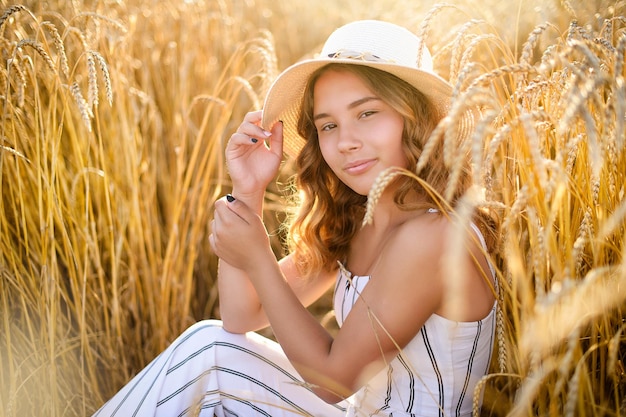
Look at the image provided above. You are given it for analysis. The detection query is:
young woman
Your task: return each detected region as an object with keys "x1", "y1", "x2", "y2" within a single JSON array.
[{"x1": 93, "y1": 19, "x2": 499, "y2": 417}]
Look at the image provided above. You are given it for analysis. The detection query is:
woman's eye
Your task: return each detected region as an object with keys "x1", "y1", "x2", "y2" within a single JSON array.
[
  {"x1": 320, "y1": 123, "x2": 336, "y2": 132},
  {"x1": 360, "y1": 110, "x2": 376, "y2": 119}
]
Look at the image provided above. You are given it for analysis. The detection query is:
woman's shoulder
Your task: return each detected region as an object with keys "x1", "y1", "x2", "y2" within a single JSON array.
[
  {"x1": 393, "y1": 209, "x2": 490, "y2": 264},
  {"x1": 393, "y1": 209, "x2": 496, "y2": 320},
  {"x1": 372, "y1": 209, "x2": 451, "y2": 275},
  {"x1": 393, "y1": 208, "x2": 451, "y2": 248}
]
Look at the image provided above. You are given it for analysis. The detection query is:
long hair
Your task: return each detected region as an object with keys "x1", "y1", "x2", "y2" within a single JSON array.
[{"x1": 285, "y1": 63, "x2": 497, "y2": 277}]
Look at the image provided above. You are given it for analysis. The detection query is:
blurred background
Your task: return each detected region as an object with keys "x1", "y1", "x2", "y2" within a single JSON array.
[{"x1": 1, "y1": 0, "x2": 625, "y2": 415}]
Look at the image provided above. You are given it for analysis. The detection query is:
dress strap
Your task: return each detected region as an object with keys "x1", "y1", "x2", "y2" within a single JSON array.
[{"x1": 469, "y1": 222, "x2": 497, "y2": 282}]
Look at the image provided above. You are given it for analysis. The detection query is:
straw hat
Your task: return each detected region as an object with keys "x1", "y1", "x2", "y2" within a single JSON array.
[{"x1": 261, "y1": 19, "x2": 459, "y2": 158}]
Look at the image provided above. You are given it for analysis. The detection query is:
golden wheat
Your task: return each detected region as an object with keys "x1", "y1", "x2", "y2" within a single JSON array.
[
  {"x1": 361, "y1": 167, "x2": 403, "y2": 227},
  {"x1": 0, "y1": 4, "x2": 28, "y2": 35},
  {"x1": 40, "y1": 21, "x2": 70, "y2": 79},
  {"x1": 2, "y1": 1, "x2": 626, "y2": 416}
]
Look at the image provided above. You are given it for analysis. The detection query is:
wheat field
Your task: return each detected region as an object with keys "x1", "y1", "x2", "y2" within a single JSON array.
[{"x1": 0, "y1": 0, "x2": 625, "y2": 416}]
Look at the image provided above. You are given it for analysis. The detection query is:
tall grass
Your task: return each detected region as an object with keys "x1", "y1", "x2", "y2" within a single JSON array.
[
  {"x1": 0, "y1": 0, "x2": 624, "y2": 416},
  {"x1": 0, "y1": 0, "x2": 280, "y2": 413},
  {"x1": 465, "y1": 14, "x2": 626, "y2": 417}
]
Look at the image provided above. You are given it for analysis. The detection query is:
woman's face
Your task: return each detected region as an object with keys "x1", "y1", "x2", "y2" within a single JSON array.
[{"x1": 312, "y1": 69, "x2": 407, "y2": 196}]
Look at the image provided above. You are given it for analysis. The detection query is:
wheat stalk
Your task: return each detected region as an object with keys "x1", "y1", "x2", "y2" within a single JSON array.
[
  {"x1": 572, "y1": 208, "x2": 593, "y2": 275},
  {"x1": 457, "y1": 33, "x2": 498, "y2": 82},
  {"x1": 69, "y1": 12, "x2": 127, "y2": 34},
  {"x1": 496, "y1": 296, "x2": 508, "y2": 372},
  {"x1": 0, "y1": 5, "x2": 28, "y2": 36},
  {"x1": 91, "y1": 50, "x2": 113, "y2": 106},
  {"x1": 520, "y1": 113, "x2": 549, "y2": 197},
  {"x1": 520, "y1": 23, "x2": 553, "y2": 65},
  {"x1": 607, "y1": 323, "x2": 626, "y2": 383},
  {"x1": 64, "y1": 26, "x2": 90, "y2": 53},
  {"x1": 527, "y1": 208, "x2": 547, "y2": 295},
  {"x1": 415, "y1": 2, "x2": 459, "y2": 66},
  {"x1": 564, "y1": 133, "x2": 583, "y2": 175},
  {"x1": 15, "y1": 39, "x2": 57, "y2": 74},
  {"x1": 69, "y1": 81, "x2": 92, "y2": 131},
  {"x1": 41, "y1": 21, "x2": 70, "y2": 79},
  {"x1": 470, "y1": 109, "x2": 496, "y2": 186},
  {"x1": 554, "y1": 327, "x2": 581, "y2": 394},
  {"x1": 502, "y1": 183, "x2": 532, "y2": 232},
  {"x1": 508, "y1": 359, "x2": 557, "y2": 417},
  {"x1": 615, "y1": 34, "x2": 626, "y2": 78},
  {"x1": 563, "y1": 352, "x2": 585, "y2": 417},
  {"x1": 361, "y1": 167, "x2": 403, "y2": 227},
  {"x1": 7, "y1": 56, "x2": 26, "y2": 108},
  {"x1": 86, "y1": 50, "x2": 98, "y2": 109},
  {"x1": 448, "y1": 19, "x2": 485, "y2": 81},
  {"x1": 0, "y1": 142, "x2": 28, "y2": 161},
  {"x1": 598, "y1": 197, "x2": 626, "y2": 242},
  {"x1": 467, "y1": 63, "x2": 539, "y2": 93}
]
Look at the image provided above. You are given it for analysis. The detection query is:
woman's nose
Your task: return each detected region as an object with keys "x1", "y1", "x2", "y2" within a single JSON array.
[{"x1": 337, "y1": 126, "x2": 361, "y2": 152}]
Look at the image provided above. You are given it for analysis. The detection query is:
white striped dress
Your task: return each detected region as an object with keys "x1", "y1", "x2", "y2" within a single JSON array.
[
  {"x1": 334, "y1": 222, "x2": 497, "y2": 416},
  {"x1": 335, "y1": 266, "x2": 496, "y2": 416},
  {"x1": 92, "y1": 225, "x2": 495, "y2": 417},
  {"x1": 92, "y1": 320, "x2": 347, "y2": 416}
]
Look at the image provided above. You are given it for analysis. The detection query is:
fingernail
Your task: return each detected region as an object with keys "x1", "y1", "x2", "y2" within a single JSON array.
[
  {"x1": 250, "y1": 138, "x2": 258, "y2": 143},
  {"x1": 226, "y1": 194, "x2": 235, "y2": 202},
  {"x1": 262, "y1": 129, "x2": 272, "y2": 137}
]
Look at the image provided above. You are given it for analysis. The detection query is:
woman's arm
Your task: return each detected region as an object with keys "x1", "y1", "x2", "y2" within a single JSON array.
[
  {"x1": 210, "y1": 198, "x2": 459, "y2": 403},
  {"x1": 216, "y1": 111, "x2": 336, "y2": 333},
  {"x1": 216, "y1": 110, "x2": 280, "y2": 332},
  {"x1": 218, "y1": 252, "x2": 336, "y2": 333}
]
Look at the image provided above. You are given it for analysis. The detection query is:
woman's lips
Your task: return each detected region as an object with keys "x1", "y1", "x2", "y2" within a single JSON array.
[{"x1": 343, "y1": 159, "x2": 376, "y2": 175}]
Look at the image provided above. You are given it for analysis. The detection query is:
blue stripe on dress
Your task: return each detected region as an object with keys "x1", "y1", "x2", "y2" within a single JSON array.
[
  {"x1": 421, "y1": 327, "x2": 444, "y2": 417},
  {"x1": 167, "y1": 340, "x2": 309, "y2": 384},
  {"x1": 96, "y1": 323, "x2": 345, "y2": 416},
  {"x1": 455, "y1": 320, "x2": 482, "y2": 416},
  {"x1": 94, "y1": 325, "x2": 209, "y2": 417},
  {"x1": 160, "y1": 364, "x2": 320, "y2": 415},
  {"x1": 397, "y1": 354, "x2": 416, "y2": 414}
]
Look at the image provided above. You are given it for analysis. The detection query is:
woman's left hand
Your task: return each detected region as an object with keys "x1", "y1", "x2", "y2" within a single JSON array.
[{"x1": 209, "y1": 195, "x2": 275, "y2": 273}]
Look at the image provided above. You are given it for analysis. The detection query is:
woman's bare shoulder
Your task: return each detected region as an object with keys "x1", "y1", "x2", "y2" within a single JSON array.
[
  {"x1": 390, "y1": 211, "x2": 496, "y2": 321},
  {"x1": 364, "y1": 211, "x2": 450, "y2": 292},
  {"x1": 391, "y1": 209, "x2": 451, "y2": 255}
]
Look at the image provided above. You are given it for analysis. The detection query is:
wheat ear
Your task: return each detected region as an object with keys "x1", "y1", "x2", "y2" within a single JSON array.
[
  {"x1": 362, "y1": 167, "x2": 402, "y2": 227},
  {"x1": 91, "y1": 51, "x2": 113, "y2": 106},
  {"x1": 16, "y1": 39, "x2": 57, "y2": 73},
  {"x1": 0, "y1": 5, "x2": 28, "y2": 36},
  {"x1": 70, "y1": 81, "x2": 92, "y2": 131},
  {"x1": 41, "y1": 21, "x2": 70, "y2": 79}
]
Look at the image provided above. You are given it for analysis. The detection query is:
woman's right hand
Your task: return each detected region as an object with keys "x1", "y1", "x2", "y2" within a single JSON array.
[{"x1": 226, "y1": 110, "x2": 283, "y2": 200}]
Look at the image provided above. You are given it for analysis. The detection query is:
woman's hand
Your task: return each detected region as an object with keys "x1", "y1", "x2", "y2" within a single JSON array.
[
  {"x1": 226, "y1": 110, "x2": 283, "y2": 199},
  {"x1": 210, "y1": 195, "x2": 275, "y2": 274}
]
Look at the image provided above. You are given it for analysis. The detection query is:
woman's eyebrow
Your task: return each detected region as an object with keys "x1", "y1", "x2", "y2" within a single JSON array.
[
  {"x1": 348, "y1": 96, "x2": 380, "y2": 109},
  {"x1": 313, "y1": 96, "x2": 381, "y2": 122}
]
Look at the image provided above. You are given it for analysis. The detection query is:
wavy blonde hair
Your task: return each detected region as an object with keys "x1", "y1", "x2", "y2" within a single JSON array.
[{"x1": 285, "y1": 63, "x2": 497, "y2": 277}]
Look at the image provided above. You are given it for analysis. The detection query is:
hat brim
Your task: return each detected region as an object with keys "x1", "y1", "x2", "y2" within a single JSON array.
[{"x1": 261, "y1": 58, "x2": 455, "y2": 158}]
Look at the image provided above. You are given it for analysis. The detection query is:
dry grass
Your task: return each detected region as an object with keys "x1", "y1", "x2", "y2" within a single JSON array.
[{"x1": 0, "y1": 0, "x2": 625, "y2": 416}]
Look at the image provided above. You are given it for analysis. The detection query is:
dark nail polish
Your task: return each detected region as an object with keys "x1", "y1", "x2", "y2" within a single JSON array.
[
  {"x1": 251, "y1": 138, "x2": 258, "y2": 143},
  {"x1": 226, "y1": 194, "x2": 235, "y2": 202}
]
